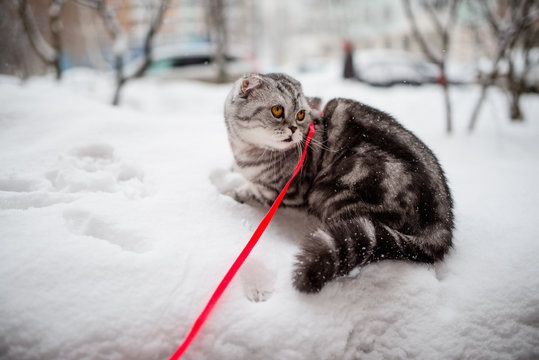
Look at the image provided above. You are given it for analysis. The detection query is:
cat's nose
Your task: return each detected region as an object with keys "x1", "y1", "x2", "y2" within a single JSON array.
[{"x1": 289, "y1": 126, "x2": 297, "y2": 133}]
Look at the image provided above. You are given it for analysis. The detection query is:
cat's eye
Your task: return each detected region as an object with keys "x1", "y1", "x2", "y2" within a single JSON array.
[
  {"x1": 296, "y1": 110, "x2": 305, "y2": 121},
  {"x1": 271, "y1": 105, "x2": 284, "y2": 118}
]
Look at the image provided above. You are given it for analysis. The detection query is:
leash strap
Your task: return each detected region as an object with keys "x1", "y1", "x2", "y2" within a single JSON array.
[{"x1": 169, "y1": 122, "x2": 315, "y2": 360}]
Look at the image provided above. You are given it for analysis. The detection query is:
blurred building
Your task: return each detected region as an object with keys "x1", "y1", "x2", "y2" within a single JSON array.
[
  {"x1": 256, "y1": 0, "x2": 498, "y2": 68},
  {"x1": 1, "y1": 0, "x2": 508, "y2": 77}
]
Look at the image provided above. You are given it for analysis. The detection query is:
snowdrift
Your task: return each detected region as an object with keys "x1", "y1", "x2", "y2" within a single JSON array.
[{"x1": 0, "y1": 69, "x2": 538, "y2": 360}]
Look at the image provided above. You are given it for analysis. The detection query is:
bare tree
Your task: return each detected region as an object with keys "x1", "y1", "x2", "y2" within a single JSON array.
[
  {"x1": 74, "y1": 0, "x2": 168, "y2": 105},
  {"x1": 513, "y1": 19, "x2": 539, "y2": 118},
  {"x1": 17, "y1": 0, "x2": 66, "y2": 79},
  {"x1": 403, "y1": 0, "x2": 459, "y2": 134},
  {"x1": 468, "y1": 0, "x2": 538, "y2": 131},
  {"x1": 206, "y1": 0, "x2": 228, "y2": 83}
]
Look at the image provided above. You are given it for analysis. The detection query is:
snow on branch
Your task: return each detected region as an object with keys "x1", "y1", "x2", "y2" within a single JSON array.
[
  {"x1": 421, "y1": 0, "x2": 445, "y2": 40},
  {"x1": 17, "y1": 0, "x2": 64, "y2": 79},
  {"x1": 130, "y1": 0, "x2": 169, "y2": 79},
  {"x1": 75, "y1": 0, "x2": 169, "y2": 105},
  {"x1": 402, "y1": 0, "x2": 444, "y2": 65},
  {"x1": 402, "y1": 0, "x2": 459, "y2": 134},
  {"x1": 468, "y1": 0, "x2": 539, "y2": 130}
]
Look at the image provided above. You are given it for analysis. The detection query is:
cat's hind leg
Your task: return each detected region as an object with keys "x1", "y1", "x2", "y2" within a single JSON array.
[
  {"x1": 293, "y1": 218, "x2": 375, "y2": 293},
  {"x1": 293, "y1": 217, "x2": 452, "y2": 293}
]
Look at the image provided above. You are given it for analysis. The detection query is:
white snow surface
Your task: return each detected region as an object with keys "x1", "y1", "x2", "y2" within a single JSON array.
[{"x1": 1, "y1": 67, "x2": 538, "y2": 360}]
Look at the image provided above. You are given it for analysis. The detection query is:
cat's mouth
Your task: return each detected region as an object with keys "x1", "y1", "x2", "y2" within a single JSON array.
[{"x1": 273, "y1": 133, "x2": 301, "y2": 150}]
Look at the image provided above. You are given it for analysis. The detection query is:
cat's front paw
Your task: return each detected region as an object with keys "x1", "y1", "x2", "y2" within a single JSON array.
[
  {"x1": 229, "y1": 182, "x2": 263, "y2": 205},
  {"x1": 209, "y1": 169, "x2": 264, "y2": 204},
  {"x1": 209, "y1": 168, "x2": 246, "y2": 195}
]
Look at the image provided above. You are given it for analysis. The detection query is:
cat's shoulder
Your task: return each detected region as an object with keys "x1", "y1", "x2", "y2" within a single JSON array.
[{"x1": 322, "y1": 97, "x2": 398, "y2": 130}]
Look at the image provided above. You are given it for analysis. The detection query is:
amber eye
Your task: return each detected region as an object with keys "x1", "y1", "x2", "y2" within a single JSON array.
[
  {"x1": 271, "y1": 105, "x2": 284, "y2": 118},
  {"x1": 296, "y1": 110, "x2": 305, "y2": 121}
]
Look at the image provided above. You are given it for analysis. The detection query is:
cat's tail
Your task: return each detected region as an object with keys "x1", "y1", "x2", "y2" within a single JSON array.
[{"x1": 293, "y1": 217, "x2": 452, "y2": 293}]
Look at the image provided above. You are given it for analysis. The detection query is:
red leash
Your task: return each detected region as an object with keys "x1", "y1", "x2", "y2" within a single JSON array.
[{"x1": 169, "y1": 122, "x2": 315, "y2": 360}]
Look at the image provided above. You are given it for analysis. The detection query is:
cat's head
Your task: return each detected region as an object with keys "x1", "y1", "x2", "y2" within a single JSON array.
[{"x1": 225, "y1": 73, "x2": 318, "y2": 151}]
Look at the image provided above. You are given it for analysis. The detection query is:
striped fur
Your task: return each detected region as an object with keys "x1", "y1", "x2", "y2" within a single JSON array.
[{"x1": 224, "y1": 74, "x2": 453, "y2": 293}]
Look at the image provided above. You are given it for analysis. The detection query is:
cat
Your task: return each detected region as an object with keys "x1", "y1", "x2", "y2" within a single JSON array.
[{"x1": 222, "y1": 72, "x2": 453, "y2": 293}]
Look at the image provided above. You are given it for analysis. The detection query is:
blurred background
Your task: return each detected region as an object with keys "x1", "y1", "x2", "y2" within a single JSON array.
[{"x1": 1, "y1": 0, "x2": 537, "y2": 130}]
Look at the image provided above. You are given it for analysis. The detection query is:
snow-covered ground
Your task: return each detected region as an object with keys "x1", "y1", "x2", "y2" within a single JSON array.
[{"x1": 1, "y1": 65, "x2": 538, "y2": 360}]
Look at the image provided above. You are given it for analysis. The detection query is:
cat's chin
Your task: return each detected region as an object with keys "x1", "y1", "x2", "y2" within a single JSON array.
[
  {"x1": 271, "y1": 138, "x2": 301, "y2": 151},
  {"x1": 275, "y1": 132, "x2": 305, "y2": 150}
]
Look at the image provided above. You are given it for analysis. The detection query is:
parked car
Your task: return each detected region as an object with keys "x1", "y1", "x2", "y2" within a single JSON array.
[
  {"x1": 354, "y1": 50, "x2": 441, "y2": 87},
  {"x1": 129, "y1": 41, "x2": 252, "y2": 81}
]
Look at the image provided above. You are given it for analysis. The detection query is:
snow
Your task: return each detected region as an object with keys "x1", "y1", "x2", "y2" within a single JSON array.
[{"x1": 1, "y1": 65, "x2": 538, "y2": 360}]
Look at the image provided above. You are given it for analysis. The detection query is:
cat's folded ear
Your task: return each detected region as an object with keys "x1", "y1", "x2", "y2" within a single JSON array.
[
  {"x1": 307, "y1": 97, "x2": 322, "y2": 110},
  {"x1": 239, "y1": 75, "x2": 263, "y2": 97}
]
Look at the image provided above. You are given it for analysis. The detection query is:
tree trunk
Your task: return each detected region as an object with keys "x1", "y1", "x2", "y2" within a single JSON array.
[
  {"x1": 49, "y1": 0, "x2": 64, "y2": 80},
  {"x1": 343, "y1": 40, "x2": 356, "y2": 79},
  {"x1": 507, "y1": 58, "x2": 524, "y2": 121},
  {"x1": 18, "y1": 0, "x2": 63, "y2": 79},
  {"x1": 112, "y1": 54, "x2": 124, "y2": 106},
  {"x1": 402, "y1": 0, "x2": 457, "y2": 135},
  {"x1": 442, "y1": 80, "x2": 452, "y2": 134},
  {"x1": 208, "y1": 0, "x2": 227, "y2": 83},
  {"x1": 468, "y1": 83, "x2": 489, "y2": 132},
  {"x1": 509, "y1": 90, "x2": 523, "y2": 121},
  {"x1": 85, "y1": 0, "x2": 168, "y2": 105}
]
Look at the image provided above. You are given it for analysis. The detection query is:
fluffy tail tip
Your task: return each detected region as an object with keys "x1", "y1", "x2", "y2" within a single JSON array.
[{"x1": 293, "y1": 230, "x2": 338, "y2": 293}]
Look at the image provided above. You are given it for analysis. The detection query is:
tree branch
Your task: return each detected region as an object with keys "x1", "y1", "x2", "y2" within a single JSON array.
[
  {"x1": 446, "y1": 0, "x2": 459, "y2": 32},
  {"x1": 131, "y1": 0, "x2": 169, "y2": 79},
  {"x1": 72, "y1": 0, "x2": 99, "y2": 9},
  {"x1": 468, "y1": 0, "x2": 537, "y2": 130},
  {"x1": 73, "y1": 0, "x2": 121, "y2": 38},
  {"x1": 402, "y1": 0, "x2": 443, "y2": 65},
  {"x1": 75, "y1": 0, "x2": 169, "y2": 105},
  {"x1": 421, "y1": 0, "x2": 445, "y2": 39},
  {"x1": 18, "y1": 0, "x2": 64, "y2": 79},
  {"x1": 50, "y1": 0, "x2": 65, "y2": 77},
  {"x1": 402, "y1": 0, "x2": 460, "y2": 133},
  {"x1": 479, "y1": 0, "x2": 501, "y2": 36},
  {"x1": 18, "y1": 0, "x2": 58, "y2": 63}
]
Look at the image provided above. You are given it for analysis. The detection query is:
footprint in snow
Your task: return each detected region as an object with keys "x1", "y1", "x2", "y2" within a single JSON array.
[
  {"x1": 240, "y1": 258, "x2": 276, "y2": 303},
  {"x1": 46, "y1": 143, "x2": 146, "y2": 198},
  {"x1": 0, "y1": 178, "x2": 42, "y2": 193},
  {"x1": 0, "y1": 143, "x2": 145, "y2": 209},
  {"x1": 63, "y1": 208, "x2": 151, "y2": 254},
  {"x1": 0, "y1": 177, "x2": 75, "y2": 210}
]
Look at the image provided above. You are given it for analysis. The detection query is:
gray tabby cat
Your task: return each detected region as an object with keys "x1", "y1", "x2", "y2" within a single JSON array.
[{"x1": 223, "y1": 73, "x2": 453, "y2": 293}]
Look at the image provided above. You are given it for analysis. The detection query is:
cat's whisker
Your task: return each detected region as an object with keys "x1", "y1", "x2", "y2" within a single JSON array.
[
  {"x1": 254, "y1": 147, "x2": 269, "y2": 164},
  {"x1": 308, "y1": 137, "x2": 337, "y2": 153},
  {"x1": 296, "y1": 142, "x2": 304, "y2": 177}
]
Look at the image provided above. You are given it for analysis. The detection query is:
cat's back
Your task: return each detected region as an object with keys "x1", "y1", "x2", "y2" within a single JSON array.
[
  {"x1": 312, "y1": 97, "x2": 453, "y2": 231},
  {"x1": 322, "y1": 98, "x2": 423, "y2": 155},
  {"x1": 321, "y1": 97, "x2": 445, "y2": 181}
]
